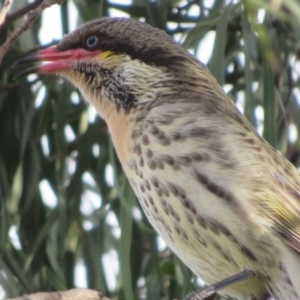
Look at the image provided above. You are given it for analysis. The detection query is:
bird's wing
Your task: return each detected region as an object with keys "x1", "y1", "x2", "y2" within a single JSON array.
[
  {"x1": 268, "y1": 172, "x2": 300, "y2": 253},
  {"x1": 146, "y1": 99, "x2": 300, "y2": 253}
]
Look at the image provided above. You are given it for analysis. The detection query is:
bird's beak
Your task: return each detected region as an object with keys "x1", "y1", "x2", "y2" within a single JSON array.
[{"x1": 14, "y1": 46, "x2": 101, "y2": 78}]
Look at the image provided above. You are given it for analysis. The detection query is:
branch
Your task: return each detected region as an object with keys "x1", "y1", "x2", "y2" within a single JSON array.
[
  {"x1": 0, "y1": 0, "x2": 13, "y2": 27},
  {"x1": 0, "y1": 0, "x2": 67, "y2": 65},
  {"x1": 4, "y1": 0, "x2": 43, "y2": 25},
  {"x1": 6, "y1": 289, "x2": 112, "y2": 300}
]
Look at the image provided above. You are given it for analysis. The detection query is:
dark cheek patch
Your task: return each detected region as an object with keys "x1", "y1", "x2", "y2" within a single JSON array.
[
  {"x1": 101, "y1": 72, "x2": 138, "y2": 112},
  {"x1": 76, "y1": 62, "x2": 138, "y2": 113}
]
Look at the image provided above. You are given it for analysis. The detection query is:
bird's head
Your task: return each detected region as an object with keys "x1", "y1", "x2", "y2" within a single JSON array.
[{"x1": 16, "y1": 17, "x2": 217, "y2": 120}]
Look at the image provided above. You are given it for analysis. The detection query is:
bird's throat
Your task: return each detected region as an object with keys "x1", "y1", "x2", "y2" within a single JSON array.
[{"x1": 94, "y1": 95, "x2": 134, "y2": 170}]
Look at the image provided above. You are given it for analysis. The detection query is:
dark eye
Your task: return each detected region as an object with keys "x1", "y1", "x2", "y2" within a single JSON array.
[{"x1": 86, "y1": 35, "x2": 99, "y2": 48}]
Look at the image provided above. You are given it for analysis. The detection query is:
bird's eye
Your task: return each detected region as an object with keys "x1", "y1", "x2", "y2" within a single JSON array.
[{"x1": 86, "y1": 35, "x2": 99, "y2": 48}]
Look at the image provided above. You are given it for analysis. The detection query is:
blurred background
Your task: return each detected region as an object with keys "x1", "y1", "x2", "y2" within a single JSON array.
[{"x1": 1, "y1": 0, "x2": 300, "y2": 299}]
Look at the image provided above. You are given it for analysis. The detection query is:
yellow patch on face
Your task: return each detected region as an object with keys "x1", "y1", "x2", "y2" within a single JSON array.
[{"x1": 98, "y1": 50, "x2": 114, "y2": 60}]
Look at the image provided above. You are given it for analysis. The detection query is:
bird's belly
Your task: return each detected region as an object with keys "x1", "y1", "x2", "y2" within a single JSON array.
[
  {"x1": 126, "y1": 168, "x2": 263, "y2": 298},
  {"x1": 125, "y1": 156, "x2": 299, "y2": 300},
  {"x1": 119, "y1": 110, "x2": 300, "y2": 300}
]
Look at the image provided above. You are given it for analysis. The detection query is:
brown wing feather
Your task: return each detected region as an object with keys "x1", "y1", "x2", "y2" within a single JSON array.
[{"x1": 270, "y1": 176, "x2": 300, "y2": 253}]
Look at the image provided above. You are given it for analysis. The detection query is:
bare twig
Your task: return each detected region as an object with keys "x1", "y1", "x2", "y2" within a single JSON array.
[
  {"x1": 0, "y1": 0, "x2": 67, "y2": 65},
  {"x1": 4, "y1": 0, "x2": 43, "y2": 25},
  {"x1": 0, "y1": 0, "x2": 13, "y2": 27},
  {"x1": 6, "y1": 289, "x2": 112, "y2": 300}
]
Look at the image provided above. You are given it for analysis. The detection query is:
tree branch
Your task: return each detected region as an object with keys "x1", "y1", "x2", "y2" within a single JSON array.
[
  {"x1": 0, "y1": 0, "x2": 13, "y2": 27},
  {"x1": 0, "y1": 0, "x2": 67, "y2": 65},
  {"x1": 6, "y1": 289, "x2": 112, "y2": 300},
  {"x1": 4, "y1": 0, "x2": 43, "y2": 25}
]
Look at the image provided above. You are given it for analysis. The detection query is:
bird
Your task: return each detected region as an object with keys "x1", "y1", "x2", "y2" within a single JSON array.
[{"x1": 15, "y1": 17, "x2": 300, "y2": 300}]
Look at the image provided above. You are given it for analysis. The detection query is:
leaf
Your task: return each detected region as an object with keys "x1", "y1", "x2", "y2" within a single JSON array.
[
  {"x1": 262, "y1": 53, "x2": 276, "y2": 147},
  {"x1": 119, "y1": 179, "x2": 135, "y2": 300},
  {"x1": 210, "y1": 4, "x2": 237, "y2": 85}
]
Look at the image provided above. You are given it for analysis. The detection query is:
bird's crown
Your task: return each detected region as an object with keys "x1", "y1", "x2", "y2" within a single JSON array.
[{"x1": 57, "y1": 17, "x2": 193, "y2": 67}]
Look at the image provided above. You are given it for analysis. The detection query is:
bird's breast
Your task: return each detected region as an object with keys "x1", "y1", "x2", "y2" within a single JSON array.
[
  {"x1": 89, "y1": 94, "x2": 135, "y2": 169},
  {"x1": 121, "y1": 109, "x2": 280, "y2": 299}
]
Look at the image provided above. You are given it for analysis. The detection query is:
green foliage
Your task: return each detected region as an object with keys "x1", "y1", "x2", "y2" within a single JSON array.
[{"x1": 1, "y1": 0, "x2": 300, "y2": 300}]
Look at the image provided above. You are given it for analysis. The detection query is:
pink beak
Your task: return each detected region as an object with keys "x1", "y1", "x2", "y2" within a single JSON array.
[{"x1": 14, "y1": 46, "x2": 101, "y2": 77}]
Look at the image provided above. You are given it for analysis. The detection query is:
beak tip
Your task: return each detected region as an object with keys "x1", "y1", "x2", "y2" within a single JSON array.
[
  {"x1": 11, "y1": 59, "x2": 22, "y2": 69},
  {"x1": 13, "y1": 66, "x2": 40, "y2": 80},
  {"x1": 13, "y1": 52, "x2": 40, "y2": 68},
  {"x1": 13, "y1": 50, "x2": 44, "y2": 78}
]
